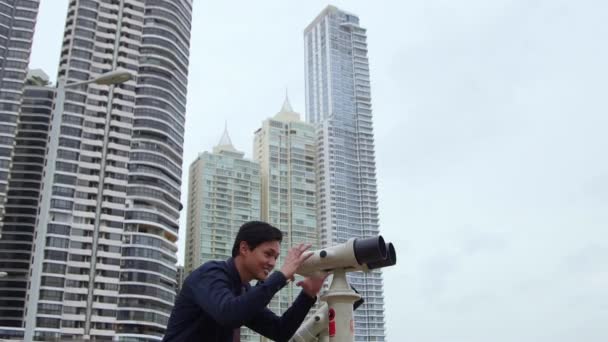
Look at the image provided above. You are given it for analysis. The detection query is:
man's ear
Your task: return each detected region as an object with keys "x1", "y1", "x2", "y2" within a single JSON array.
[{"x1": 239, "y1": 241, "x2": 250, "y2": 255}]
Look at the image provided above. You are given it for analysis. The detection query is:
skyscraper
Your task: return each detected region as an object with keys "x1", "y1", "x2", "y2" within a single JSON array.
[
  {"x1": 0, "y1": 69, "x2": 53, "y2": 339},
  {"x1": 184, "y1": 129, "x2": 261, "y2": 342},
  {"x1": 185, "y1": 128, "x2": 261, "y2": 274},
  {"x1": 304, "y1": 6, "x2": 385, "y2": 341},
  {"x1": 0, "y1": 0, "x2": 41, "y2": 235},
  {"x1": 22, "y1": 1, "x2": 193, "y2": 340},
  {"x1": 253, "y1": 96, "x2": 318, "y2": 318}
]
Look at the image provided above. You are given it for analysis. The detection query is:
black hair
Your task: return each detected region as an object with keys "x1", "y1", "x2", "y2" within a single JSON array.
[{"x1": 232, "y1": 221, "x2": 283, "y2": 257}]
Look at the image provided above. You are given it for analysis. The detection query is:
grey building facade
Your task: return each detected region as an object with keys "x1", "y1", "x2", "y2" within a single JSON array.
[
  {"x1": 0, "y1": 70, "x2": 53, "y2": 339},
  {"x1": 0, "y1": 0, "x2": 41, "y2": 235}
]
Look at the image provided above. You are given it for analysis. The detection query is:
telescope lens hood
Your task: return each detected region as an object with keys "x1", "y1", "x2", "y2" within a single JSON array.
[
  {"x1": 353, "y1": 236, "x2": 387, "y2": 265},
  {"x1": 367, "y1": 242, "x2": 396, "y2": 269}
]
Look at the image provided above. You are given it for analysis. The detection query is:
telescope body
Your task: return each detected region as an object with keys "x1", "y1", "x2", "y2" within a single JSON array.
[
  {"x1": 296, "y1": 239, "x2": 359, "y2": 276},
  {"x1": 290, "y1": 235, "x2": 397, "y2": 342},
  {"x1": 295, "y1": 236, "x2": 395, "y2": 277}
]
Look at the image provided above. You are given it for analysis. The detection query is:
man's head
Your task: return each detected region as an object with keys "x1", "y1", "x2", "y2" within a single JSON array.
[{"x1": 232, "y1": 221, "x2": 283, "y2": 281}]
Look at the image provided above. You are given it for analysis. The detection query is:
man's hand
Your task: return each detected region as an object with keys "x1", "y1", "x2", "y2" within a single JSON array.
[
  {"x1": 280, "y1": 243, "x2": 313, "y2": 281},
  {"x1": 297, "y1": 274, "x2": 328, "y2": 298}
]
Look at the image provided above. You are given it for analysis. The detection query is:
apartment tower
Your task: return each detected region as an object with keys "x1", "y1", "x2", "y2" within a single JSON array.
[
  {"x1": 253, "y1": 96, "x2": 318, "y2": 317},
  {"x1": 0, "y1": 70, "x2": 53, "y2": 339},
  {"x1": 0, "y1": 0, "x2": 41, "y2": 234},
  {"x1": 304, "y1": 6, "x2": 385, "y2": 341},
  {"x1": 22, "y1": 1, "x2": 193, "y2": 340},
  {"x1": 184, "y1": 129, "x2": 260, "y2": 342},
  {"x1": 184, "y1": 129, "x2": 261, "y2": 274}
]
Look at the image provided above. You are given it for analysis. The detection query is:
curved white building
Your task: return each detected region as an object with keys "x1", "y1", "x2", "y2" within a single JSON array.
[
  {"x1": 118, "y1": 1, "x2": 192, "y2": 340},
  {"x1": 21, "y1": 1, "x2": 192, "y2": 341}
]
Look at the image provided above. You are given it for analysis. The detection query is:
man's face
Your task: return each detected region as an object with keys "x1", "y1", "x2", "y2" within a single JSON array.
[{"x1": 242, "y1": 240, "x2": 280, "y2": 281}]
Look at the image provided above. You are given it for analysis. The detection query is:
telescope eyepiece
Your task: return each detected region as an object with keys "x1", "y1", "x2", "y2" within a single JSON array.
[
  {"x1": 367, "y1": 242, "x2": 396, "y2": 270},
  {"x1": 353, "y1": 236, "x2": 387, "y2": 265}
]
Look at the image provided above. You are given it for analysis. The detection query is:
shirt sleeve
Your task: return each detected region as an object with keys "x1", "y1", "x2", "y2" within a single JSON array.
[
  {"x1": 191, "y1": 264, "x2": 288, "y2": 329},
  {"x1": 245, "y1": 290, "x2": 317, "y2": 342}
]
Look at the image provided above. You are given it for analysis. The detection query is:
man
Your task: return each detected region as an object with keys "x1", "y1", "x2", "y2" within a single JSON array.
[{"x1": 163, "y1": 221, "x2": 325, "y2": 341}]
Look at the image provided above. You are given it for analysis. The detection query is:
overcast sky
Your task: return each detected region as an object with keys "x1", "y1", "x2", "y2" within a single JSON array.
[{"x1": 30, "y1": 0, "x2": 607, "y2": 341}]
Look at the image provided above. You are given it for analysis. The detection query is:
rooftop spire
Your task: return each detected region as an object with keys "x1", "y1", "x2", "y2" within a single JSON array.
[
  {"x1": 218, "y1": 121, "x2": 233, "y2": 146},
  {"x1": 214, "y1": 121, "x2": 239, "y2": 154},
  {"x1": 274, "y1": 89, "x2": 302, "y2": 123},
  {"x1": 280, "y1": 88, "x2": 294, "y2": 113}
]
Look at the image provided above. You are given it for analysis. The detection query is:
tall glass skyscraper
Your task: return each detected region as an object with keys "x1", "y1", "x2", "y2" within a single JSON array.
[
  {"x1": 20, "y1": 1, "x2": 193, "y2": 341},
  {"x1": 0, "y1": 0, "x2": 41, "y2": 234},
  {"x1": 253, "y1": 97, "x2": 318, "y2": 320},
  {"x1": 304, "y1": 6, "x2": 385, "y2": 341},
  {"x1": 185, "y1": 129, "x2": 261, "y2": 342}
]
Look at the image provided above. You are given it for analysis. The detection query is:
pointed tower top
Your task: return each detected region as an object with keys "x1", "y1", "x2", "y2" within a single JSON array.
[
  {"x1": 280, "y1": 89, "x2": 294, "y2": 113},
  {"x1": 218, "y1": 121, "x2": 232, "y2": 146},
  {"x1": 274, "y1": 90, "x2": 301, "y2": 123},
  {"x1": 213, "y1": 121, "x2": 240, "y2": 154}
]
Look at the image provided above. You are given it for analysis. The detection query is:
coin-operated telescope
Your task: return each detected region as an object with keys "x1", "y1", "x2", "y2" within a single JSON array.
[{"x1": 290, "y1": 236, "x2": 397, "y2": 342}]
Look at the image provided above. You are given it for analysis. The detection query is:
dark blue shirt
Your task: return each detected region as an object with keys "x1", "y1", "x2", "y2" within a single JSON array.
[{"x1": 163, "y1": 258, "x2": 316, "y2": 341}]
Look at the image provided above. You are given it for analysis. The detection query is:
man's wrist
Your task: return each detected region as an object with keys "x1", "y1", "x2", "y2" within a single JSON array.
[
  {"x1": 301, "y1": 289, "x2": 317, "y2": 301},
  {"x1": 304, "y1": 291, "x2": 316, "y2": 299},
  {"x1": 279, "y1": 268, "x2": 294, "y2": 280},
  {"x1": 274, "y1": 270, "x2": 287, "y2": 281},
  {"x1": 276, "y1": 270, "x2": 291, "y2": 284}
]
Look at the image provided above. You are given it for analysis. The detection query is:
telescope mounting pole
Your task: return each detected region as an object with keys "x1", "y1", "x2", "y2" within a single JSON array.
[{"x1": 321, "y1": 269, "x2": 361, "y2": 342}]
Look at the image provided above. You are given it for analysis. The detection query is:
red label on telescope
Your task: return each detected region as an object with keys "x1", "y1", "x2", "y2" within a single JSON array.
[{"x1": 328, "y1": 308, "x2": 336, "y2": 337}]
